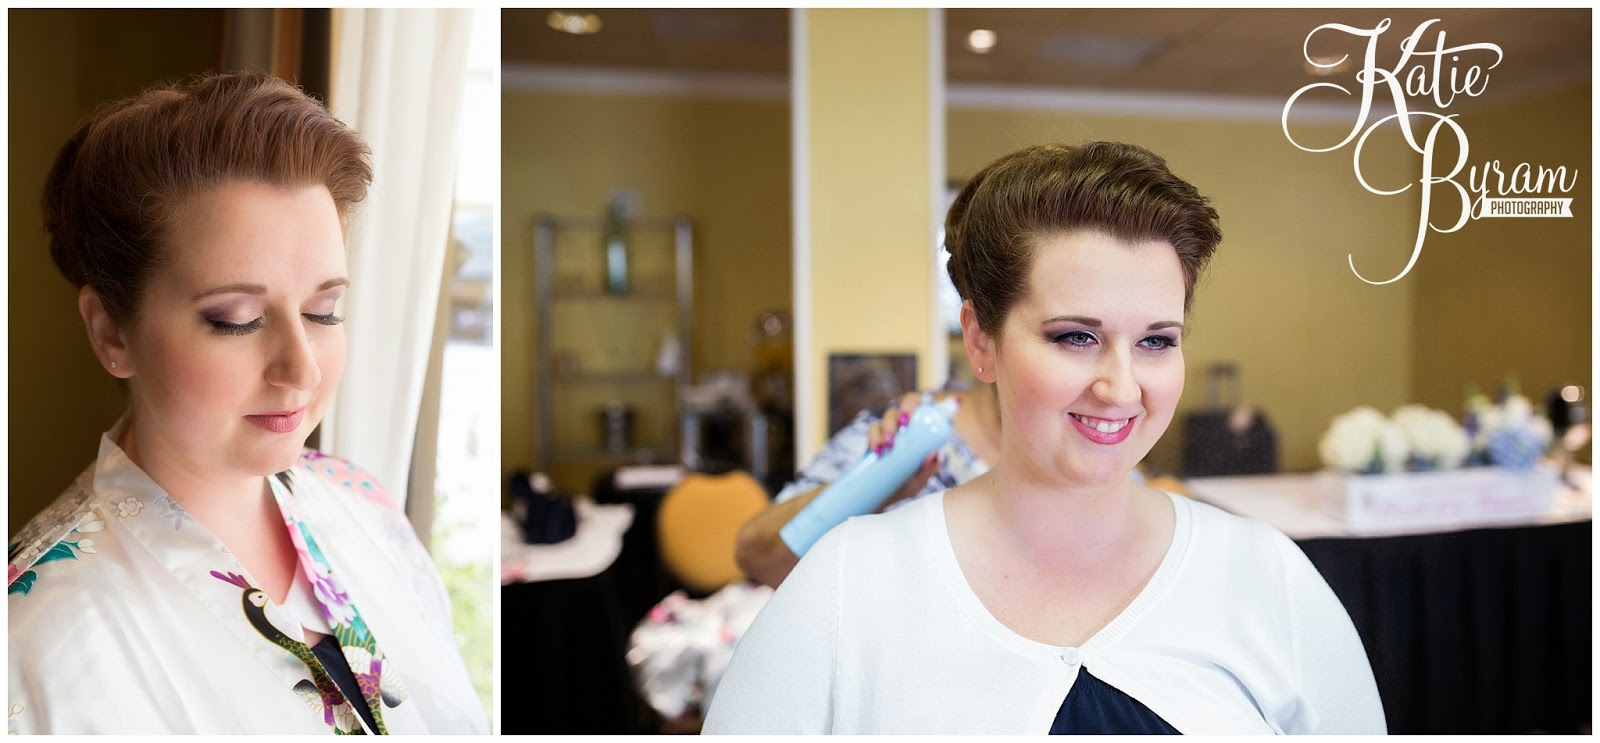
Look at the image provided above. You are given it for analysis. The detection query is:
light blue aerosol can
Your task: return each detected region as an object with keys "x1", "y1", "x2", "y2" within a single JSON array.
[{"x1": 780, "y1": 395, "x2": 959, "y2": 557}]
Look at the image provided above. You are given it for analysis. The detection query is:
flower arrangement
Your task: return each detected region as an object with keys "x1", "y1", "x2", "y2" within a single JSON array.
[
  {"x1": 1391, "y1": 404, "x2": 1471, "y2": 471},
  {"x1": 1317, "y1": 386, "x2": 1561, "y2": 530},
  {"x1": 1320, "y1": 387, "x2": 1553, "y2": 475},
  {"x1": 1463, "y1": 392, "x2": 1553, "y2": 470},
  {"x1": 1318, "y1": 406, "x2": 1408, "y2": 474}
]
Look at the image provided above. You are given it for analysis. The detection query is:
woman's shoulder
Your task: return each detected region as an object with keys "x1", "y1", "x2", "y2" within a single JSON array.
[
  {"x1": 293, "y1": 450, "x2": 400, "y2": 512},
  {"x1": 9, "y1": 494, "x2": 147, "y2": 663},
  {"x1": 1166, "y1": 491, "x2": 1320, "y2": 598},
  {"x1": 8, "y1": 468, "x2": 108, "y2": 592},
  {"x1": 810, "y1": 491, "x2": 945, "y2": 574},
  {"x1": 1174, "y1": 491, "x2": 1289, "y2": 550}
]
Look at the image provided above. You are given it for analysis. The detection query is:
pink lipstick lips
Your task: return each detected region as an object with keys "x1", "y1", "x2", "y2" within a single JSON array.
[
  {"x1": 245, "y1": 408, "x2": 304, "y2": 434},
  {"x1": 1069, "y1": 412, "x2": 1136, "y2": 445}
]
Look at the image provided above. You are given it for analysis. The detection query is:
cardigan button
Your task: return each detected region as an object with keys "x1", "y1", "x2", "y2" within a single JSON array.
[{"x1": 1060, "y1": 647, "x2": 1081, "y2": 666}]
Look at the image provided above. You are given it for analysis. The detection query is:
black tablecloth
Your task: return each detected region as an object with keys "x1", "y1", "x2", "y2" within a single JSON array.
[
  {"x1": 503, "y1": 475, "x2": 687, "y2": 734},
  {"x1": 504, "y1": 571, "x2": 648, "y2": 734},
  {"x1": 1298, "y1": 520, "x2": 1591, "y2": 734}
]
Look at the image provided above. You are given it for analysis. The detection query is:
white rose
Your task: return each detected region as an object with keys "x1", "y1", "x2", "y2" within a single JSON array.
[
  {"x1": 1393, "y1": 405, "x2": 1470, "y2": 470},
  {"x1": 1319, "y1": 406, "x2": 1406, "y2": 473}
]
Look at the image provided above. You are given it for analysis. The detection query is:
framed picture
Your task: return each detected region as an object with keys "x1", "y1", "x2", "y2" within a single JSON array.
[{"x1": 827, "y1": 353, "x2": 918, "y2": 436}]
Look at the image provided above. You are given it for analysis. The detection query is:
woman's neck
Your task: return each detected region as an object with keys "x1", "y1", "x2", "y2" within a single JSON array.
[
  {"x1": 959, "y1": 448, "x2": 1165, "y2": 573},
  {"x1": 119, "y1": 418, "x2": 269, "y2": 521},
  {"x1": 954, "y1": 385, "x2": 1004, "y2": 464},
  {"x1": 119, "y1": 412, "x2": 299, "y2": 603}
]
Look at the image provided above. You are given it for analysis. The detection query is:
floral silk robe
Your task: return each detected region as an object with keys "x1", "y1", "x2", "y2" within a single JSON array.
[{"x1": 7, "y1": 426, "x2": 488, "y2": 734}]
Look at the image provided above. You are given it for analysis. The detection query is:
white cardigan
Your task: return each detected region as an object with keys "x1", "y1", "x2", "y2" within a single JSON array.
[{"x1": 703, "y1": 491, "x2": 1386, "y2": 734}]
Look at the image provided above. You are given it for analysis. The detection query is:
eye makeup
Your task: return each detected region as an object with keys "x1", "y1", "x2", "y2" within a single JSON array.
[
  {"x1": 208, "y1": 317, "x2": 264, "y2": 336},
  {"x1": 197, "y1": 278, "x2": 348, "y2": 336},
  {"x1": 1137, "y1": 334, "x2": 1179, "y2": 351},
  {"x1": 304, "y1": 287, "x2": 347, "y2": 326},
  {"x1": 1043, "y1": 327, "x2": 1181, "y2": 352},
  {"x1": 304, "y1": 312, "x2": 344, "y2": 326}
]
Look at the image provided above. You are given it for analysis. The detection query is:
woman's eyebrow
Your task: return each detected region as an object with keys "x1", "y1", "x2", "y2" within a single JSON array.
[
  {"x1": 192, "y1": 283, "x2": 266, "y2": 301},
  {"x1": 1042, "y1": 316, "x2": 1185, "y2": 332},
  {"x1": 192, "y1": 278, "x2": 349, "y2": 301}
]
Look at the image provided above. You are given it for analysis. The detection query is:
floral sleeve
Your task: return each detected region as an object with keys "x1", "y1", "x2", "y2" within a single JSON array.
[
  {"x1": 773, "y1": 407, "x2": 988, "y2": 507},
  {"x1": 773, "y1": 412, "x2": 877, "y2": 504}
]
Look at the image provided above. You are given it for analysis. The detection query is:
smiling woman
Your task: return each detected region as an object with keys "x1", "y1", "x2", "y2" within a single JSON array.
[
  {"x1": 7, "y1": 72, "x2": 487, "y2": 735},
  {"x1": 704, "y1": 142, "x2": 1387, "y2": 734}
]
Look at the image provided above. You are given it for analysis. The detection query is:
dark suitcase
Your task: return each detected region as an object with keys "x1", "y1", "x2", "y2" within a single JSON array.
[{"x1": 1181, "y1": 363, "x2": 1278, "y2": 477}]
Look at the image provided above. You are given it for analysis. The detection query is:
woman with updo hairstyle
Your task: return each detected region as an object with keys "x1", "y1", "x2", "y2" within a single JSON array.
[
  {"x1": 706, "y1": 142, "x2": 1385, "y2": 734},
  {"x1": 8, "y1": 72, "x2": 487, "y2": 735}
]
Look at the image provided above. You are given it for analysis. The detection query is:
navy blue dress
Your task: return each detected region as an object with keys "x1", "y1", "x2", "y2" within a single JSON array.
[
  {"x1": 312, "y1": 634, "x2": 381, "y2": 733},
  {"x1": 1049, "y1": 666, "x2": 1180, "y2": 734}
]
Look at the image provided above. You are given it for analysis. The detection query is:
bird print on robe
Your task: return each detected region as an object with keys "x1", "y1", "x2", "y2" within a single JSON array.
[
  {"x1": 210, "y1": 570, "x2": 364, "y2": 734},
  {"x1": 332, "y1": 605, "x2": 409, "y2": 726},
  {"x1": 266, "y1": 472, "x2": 409, "y2": 734}
]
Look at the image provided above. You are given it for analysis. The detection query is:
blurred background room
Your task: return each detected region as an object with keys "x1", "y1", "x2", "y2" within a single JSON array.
[
  {"x1": 501, "y1": 8, "x2": 1590, "y2": 735},
  {"x1": 7, "y1": 8, "x2": 498, "y2": 726}
]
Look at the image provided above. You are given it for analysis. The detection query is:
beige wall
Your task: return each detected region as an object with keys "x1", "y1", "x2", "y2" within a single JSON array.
[
  {"x1": 501, "y1": 91, "x2": 790, "y2": 491},
  {"x1": 8, "y1": 10, "x2": 224, "y2": 527},
  {"x1": 1409, "y1": 85, "x2": 1592, "y2": 423},
  {"x1": 798, "y1": 8, "x2": 939, "y2": 460}
]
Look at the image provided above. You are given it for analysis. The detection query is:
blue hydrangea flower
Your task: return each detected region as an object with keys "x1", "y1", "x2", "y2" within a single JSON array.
[{"x1": 1485, "y1": 427, "x2": 1546, "y2": 470}]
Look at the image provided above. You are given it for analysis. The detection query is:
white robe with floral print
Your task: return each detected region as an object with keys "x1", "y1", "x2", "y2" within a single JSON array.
[{"x1": 7, "y1": 423, "x2": 488, "y2": 735}]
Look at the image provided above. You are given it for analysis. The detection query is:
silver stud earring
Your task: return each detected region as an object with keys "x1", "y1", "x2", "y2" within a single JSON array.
[
  {"x1": 110, "y1": 361, "x2": 118, "y2": 369},
  {"x1": 977, "y1": 366, "x2": 984, "y2": 373}
]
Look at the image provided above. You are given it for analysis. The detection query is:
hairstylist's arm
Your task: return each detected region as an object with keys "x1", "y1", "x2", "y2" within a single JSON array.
[{"x1": 735, "y1": 394, "x2": 938, "y2": 588}]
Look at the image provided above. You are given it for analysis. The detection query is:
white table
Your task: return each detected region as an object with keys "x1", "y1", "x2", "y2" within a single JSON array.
[
  {"x1": 1184, "y1": 465, "x2": 1591, "y2": 539},
  {"x1": 501, "y1": 496, "x2": 634, "y2": 584}
]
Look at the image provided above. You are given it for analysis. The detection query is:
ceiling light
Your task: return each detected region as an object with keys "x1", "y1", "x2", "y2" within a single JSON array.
[
  {"x1": 1303, "y1": 54, "x2": 1349, "y2": 76},
  {"x1": 548, "y1": 10, "x2": 602, "y2": 36},
  {"x1": 967, "y1": 29, "x2": 997, "y2": 54}
]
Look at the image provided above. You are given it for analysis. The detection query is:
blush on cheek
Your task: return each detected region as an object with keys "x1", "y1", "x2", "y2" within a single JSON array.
[
  {"x1": 317, "y1": 333, "x2": 347, "y2": 395},
  {"x1": 1137, "y1": 367, "x2": 1186, "y2": 435},
  {"x1": 305, "y1": 333, "x2": 347, "y2": 431},
  {"x1": 140, "y1": 332, "x2": 216, "y2": 403}
]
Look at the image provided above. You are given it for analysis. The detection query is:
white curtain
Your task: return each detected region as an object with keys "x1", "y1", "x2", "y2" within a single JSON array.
[{"x1": 322, "y1": 8, "x2": 472, "y2": 516}]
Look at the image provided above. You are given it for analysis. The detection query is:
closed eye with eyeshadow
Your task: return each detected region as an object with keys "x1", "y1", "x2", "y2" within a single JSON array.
[{"x1": 203, "y1": 307, "x2": 346, "y2": 336}]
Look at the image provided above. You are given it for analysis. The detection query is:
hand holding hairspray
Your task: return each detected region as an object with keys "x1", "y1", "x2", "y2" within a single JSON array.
[{"x1": 780, "y1": 395, "x2": 959, "y2": 557}]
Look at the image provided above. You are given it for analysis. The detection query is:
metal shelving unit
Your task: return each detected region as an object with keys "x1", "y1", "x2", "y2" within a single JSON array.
[{"x1": 534, "y1": 213, "x2": 693, "y2": 482}]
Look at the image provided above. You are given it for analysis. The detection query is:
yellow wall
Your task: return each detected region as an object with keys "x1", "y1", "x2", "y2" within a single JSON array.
[
  {"x1": 948, "y1": 108, "x2": 1420, "y2": 473},
  {"x1": 8, "y1": 9, "x2": 224, "y2": 527},
  {"x1": 799, "y1": 8, "x2": 938, "y2": 459},
  {"x1": 1409, "y1": 85, "x2": 1592, "y2": 422},
  {"x1": 505, "y1": 72, "x2": 1587, "y2": 488},
  {"x1": 501, "y1": 91, "x2": 790, "y2": 491},
  {"x1": 506, "y1": 92, "x2": 1421, "y2": 477}
]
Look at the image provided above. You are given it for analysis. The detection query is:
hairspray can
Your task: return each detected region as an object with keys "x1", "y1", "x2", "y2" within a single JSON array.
[{"x1": 780, "y1": 395, "x2": 959, "y2": 557}]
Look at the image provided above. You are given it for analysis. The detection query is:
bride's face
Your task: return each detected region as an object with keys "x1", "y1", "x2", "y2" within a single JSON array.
[{"x1": 120, "y1": 181, "x2": 348, "y2": 478}]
